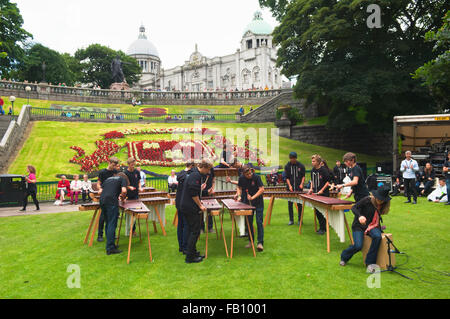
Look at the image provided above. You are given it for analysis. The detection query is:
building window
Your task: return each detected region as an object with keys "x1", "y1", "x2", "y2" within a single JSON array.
[
  {"x1": 247, "y1": 40, "x2": 252, "y2": 49},
  {"x1": 256, "y1": 39, "x2": 260, "y2": 47}
]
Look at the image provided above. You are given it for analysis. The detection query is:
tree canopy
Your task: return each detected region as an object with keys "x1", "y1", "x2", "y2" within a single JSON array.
[
  {"x1": 0, "y1": 0, "x2": 32, "y2": 78},
  {"x1": 413, "y1": 10, "x2": 450, "y2": 111},
  {"x1": 74, "y1": 44, "x2": 141, "y2": 89},
  {"x1": 260, "y1": 0, "x2": 449, "y2": 131}
]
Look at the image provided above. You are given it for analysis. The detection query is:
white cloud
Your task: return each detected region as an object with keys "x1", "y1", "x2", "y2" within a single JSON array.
[{"x1": 14, "y1": 0, "x2": 278, "y2": 69}]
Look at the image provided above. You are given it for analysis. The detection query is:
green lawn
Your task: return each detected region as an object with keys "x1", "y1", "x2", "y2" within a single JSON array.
[
  {"x1": 0, "y1": 196, "x2": 448, "y2": 299},
  {"x1": 7, "y1": 97, "x2": 257, "y2": 115},
  {"x1": 8, "y1": 121, "x2": 386, "y2": 181}
]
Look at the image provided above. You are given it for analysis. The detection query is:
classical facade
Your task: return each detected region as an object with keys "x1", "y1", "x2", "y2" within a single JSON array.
[
  {"x1": 127, "y1": 11, "x2": 283, "y2": 91},
  {"x1": 127, "y1": 25, "x2": 161, "y2": 90}
]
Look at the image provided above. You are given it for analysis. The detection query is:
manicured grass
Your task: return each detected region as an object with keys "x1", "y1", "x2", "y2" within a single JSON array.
[
  {"x1": 7, "y1": 97, "x2": 257, "y2": 115},
  {"x1": 8, "y1": 121, "x2": 386, "y2": 181},
  {"x1": 0, "y1": 196, "x2": 448, "y2": 298}
]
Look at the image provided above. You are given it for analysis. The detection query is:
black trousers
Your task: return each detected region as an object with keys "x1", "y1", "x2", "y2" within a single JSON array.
[
  {"x1": 81, "y1": 190, "x2": 90, "y2": 202},
  {"x1": 315, "y1": 209, "x2": 326, "y2": 231},
  {"x1": 404, "y1": 178, "x2": 417, "y2": 201},
  {"x1": 23, "y1": 188, "x2": 39, "y2": 210},
  {"x1": 184, "y1": 209, "x2": 201, "y2": 259},
  {"x1": 288, "y1": 201, "x2": 303, "y2": 222}
]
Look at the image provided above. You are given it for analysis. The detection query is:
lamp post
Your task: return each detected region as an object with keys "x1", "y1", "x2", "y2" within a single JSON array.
[
  {"x1": 9, "y1": 95, "x2": 16, "y2": 117},
  {"x1": 25, "y1": 86, "x2": 31, "y2": 105}
]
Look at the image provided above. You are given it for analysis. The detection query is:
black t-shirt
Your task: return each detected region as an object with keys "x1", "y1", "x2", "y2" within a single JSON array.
[
  {"x1": 349, "y1": 165, "x2": 370, "y2": 201},
  {"x1": 444, "y1": 160, "x2": 450, "y2": 180},
  {"x1": 218, "y1": 150, "x2": 233, "y2": 168},
  {"x1": 124, "y1": 168, "x2": 140, "y2": 199},
  {"x1": 100, "y1": 176, "x2": 127, "y2": 206},
  {"x1": 310, "y1": 166, "x2": 330, "y2": 196},
  {"x1": 180, "y1": 170, "x2": 202, "y2": 213},
  {"x1": 201, "y1": 167, "x2": 215, "y2": 197},
  {"x1": 175, "y1": 168, "x2": 195, "y2": 210},
  {"x1": 98, "y1": 168, "x2": 118, "y2": 187},
  {"x1": 238, "y1": 174, "x2": 264, "y2": 207},
  {"x1": 284, "y1": 161, "x2": 306, "y2": 191}
]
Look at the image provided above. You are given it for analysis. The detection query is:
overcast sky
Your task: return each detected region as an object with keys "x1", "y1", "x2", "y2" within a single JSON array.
[{"x1": 14, "y1": 0, "x2": 279, "y2": 69}]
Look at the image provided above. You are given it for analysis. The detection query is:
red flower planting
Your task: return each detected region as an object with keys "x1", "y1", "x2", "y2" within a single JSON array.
[{"x1": 69, "y1": 140, "x2": 121, "y2": 173}]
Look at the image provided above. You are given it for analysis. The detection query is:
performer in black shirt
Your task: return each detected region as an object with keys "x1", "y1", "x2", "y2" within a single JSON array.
[
  {"x1": 124, "y1": 157, "x2": 143, "y2": 236},
  {"x1": 100, "y1": 172, "x2": 128, "y2": 255},
  {"x1": 336, "y1": 152, "x2": 370, "y2": 202},
  {"x1": 235, "y1": 166, "x2": 265, "y2": 251},
  {"x1": 200, "y1": 166, "x2": 215, "y2": 233},
  {"x1": 333, "y1": 160, "x2": 346, "y2": 185},
  {"x1": 308, "y1": 154, "x2": 331, "y2": 235},
  {"x1": 284, "y1": 152, "x2": 305, "y2": 225},
  {"x1": 176, "y1": 161, "x2": 196, "y2": 254},
  {"x1": 96, "y1": 157, "x2": 120, "y2": 242},
  {"x1": 180, "y1": 160, "x2": 213, "y2": 263},
  {"x1": 340, "y1": 186, "x2": 391, "y2": 274}
]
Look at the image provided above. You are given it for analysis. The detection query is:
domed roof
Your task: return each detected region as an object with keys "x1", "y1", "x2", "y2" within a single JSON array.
[
  {"x1": 243, "y1": 11, "x2": 273, "y2": 36},
  {"x1": 127, "y1": 25, "x2": 159, "y2": 58}
]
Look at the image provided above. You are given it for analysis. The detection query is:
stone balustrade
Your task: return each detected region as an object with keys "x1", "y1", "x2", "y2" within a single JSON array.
[{"x1": 0, "y1": 80, "x2": 281, "y2": 105}]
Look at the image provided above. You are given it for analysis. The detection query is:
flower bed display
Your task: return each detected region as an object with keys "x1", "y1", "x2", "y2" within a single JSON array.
[
  {"x1": 127, "y1": 140, "x2": 217, "y2": 166},
  {"x1": 70, "y1": 126, "x2": 265, "y2": 173}
]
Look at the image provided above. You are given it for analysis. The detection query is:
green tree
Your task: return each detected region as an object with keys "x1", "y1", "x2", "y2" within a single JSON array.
[
  {"x1": 0, "y1": 0, "x2": 32, "y2": 78},
  {"x1": 413, "y1": 11, "x2": 450, "y2": 111},
  {"x1": 260, "y1": 0, "x2": 448, "y2": 131},
  {"x1": 74, "y1": 44, "x2": 141, "y2": 89},
  {"x1": 17, "y1": 43, "x2": 75, "y2": 85}
]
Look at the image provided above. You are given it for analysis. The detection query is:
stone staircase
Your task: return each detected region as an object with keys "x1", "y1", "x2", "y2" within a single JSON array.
[
  {"x1": 0, "y1": 116, "x2": 13, "y2": 141},
  {"x1": 240, "y1": 89, "x2": 317, "y2": 123}
]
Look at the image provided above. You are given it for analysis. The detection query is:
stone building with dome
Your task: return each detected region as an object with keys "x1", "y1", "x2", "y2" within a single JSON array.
[
  {"x1": 126, "y1": 25, "x2": 161, "y2": 90},
  {"x1": 127, "y1": 11, "x2": 283, "y2": 91}
]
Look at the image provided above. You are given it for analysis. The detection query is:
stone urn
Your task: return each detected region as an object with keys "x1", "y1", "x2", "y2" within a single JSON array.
[
  {"x1": 278, "y1": 104, "x2": 292, "y2": 120},
  {"x1": 275, "y1": 105, "x2": 292, "y2": 138}
]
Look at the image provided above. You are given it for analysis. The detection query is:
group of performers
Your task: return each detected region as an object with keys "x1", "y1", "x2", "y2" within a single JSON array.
[{"x1": 91, "y1": 149, "x2": 391, "y2": 273}]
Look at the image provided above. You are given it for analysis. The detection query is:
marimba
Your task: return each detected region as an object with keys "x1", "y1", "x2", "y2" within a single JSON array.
[
  {"x1": 221, "y1": 199, "x2": 256, "y2": 258},
  {"x1": 298, "y1": 193, "x2": 354, "y2": 252},
  {"x1": 263, "y1": 191, "x2": 305, "y2": 227},
  {"x1": 200, "y1": 199, "x2": 229, "y2": 258},
  {"x1": 132, "y1": 197, "x2": 170, "y2": 236},
  {"x1": 115, "y1": 200, "x2": 153, "y2": 264},
  {"x1": 214, "y1": 168, "x2": 238, "y2": 191},
  {"x1": 141, "y1": 187, "x2": 156, "y2": 192},
  {"x1": 80, "y1": 201, "x2": 153, "y2": 264},
  {"x1": 138, "y1": 191, "x2": 168, "y2": 199}
]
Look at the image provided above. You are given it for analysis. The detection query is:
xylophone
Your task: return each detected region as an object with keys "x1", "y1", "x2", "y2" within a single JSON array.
[
  {"x1": 132, "y1": 197, "x2": 170, "y2": 236},
  {"x1": 115, "y1": 200, "x2": 153, "y2": 264},
  {"x1": 80, "y1": 200, "x2": 153, "y2": 263},
  {"x1": 200, "y1": 199, "x2": 229, "y2": 258},
  {"x1": 263, "y1": 191, "x2": 305, "y2": 227},
  {"x1": 141, "y1": 187, "x2": 156, "y2": 192},
  {"x1": 214, "y1": 168, "x2": 238, "y2": 191},
  {"x1": 298, "y1": 193, "x2": 354, "y2": 252},
  {"x1": 221, "y1": 199, "x2": 256, "y2": 258},
  {"x1": 138, "y1": 191, "x2": 168, "y2": 199}
]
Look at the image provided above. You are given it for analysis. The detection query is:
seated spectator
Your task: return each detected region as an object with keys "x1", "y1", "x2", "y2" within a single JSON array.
[
  {"x1": 80, "y1": 174, "x2": 94, "y2": 203},
  {"x1": 427, "y1": 178, "x2": 448, "y2": 203},
  {"x1": 66, "y1": 112, "x2": 72, "y2": 118},
  {"x1": 61, "y1": 112, "x2": 67, "y2": 117},
  {"x1": 168, "y1": 170, "x2": 178, "y2": 192},
  {"x1": 266, "y1": 168, "x2": 279, "y2": 186},
  {"x1": 420, "y1": 163, "x2": 436, "y2": 196},
  {"x1": 70, "y1": 174, "x2": 82, "y2": 204},
  {"x1": 391, "y1": 171, "x2": 403, "y2": 196},
  {"x1": 239, "y1": 106, "x2": 244, "y2": 114},
  {"x1": 74, "y1": 112, "x2": 81, "y2": 118},
  {"x1": 55, "y1": 175, "x2": 71, "y2": 205}
]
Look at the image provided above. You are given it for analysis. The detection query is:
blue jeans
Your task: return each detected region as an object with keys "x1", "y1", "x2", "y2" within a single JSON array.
[
  {"x1": 177, "y1": 209, "x2": 190, "y2": 252},
  {"x1": 247, "y1": 206, "x2": 264, "y2": 245},
  {"x1": 100, "y1": 203, "x2": 119, "y2": 252},
  {"x1": 447, "y1": 179, "x2": 450, "y2": 203},
  {"x1": 341, "y1": 228, "x2": 382, "y2": 265}
]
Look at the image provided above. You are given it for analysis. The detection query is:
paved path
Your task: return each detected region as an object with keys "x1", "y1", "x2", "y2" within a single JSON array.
[{"x1": 0, "y1": 202, "x2": 83, "y2": 218}]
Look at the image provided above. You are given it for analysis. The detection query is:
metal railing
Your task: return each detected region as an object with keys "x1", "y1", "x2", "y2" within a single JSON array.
[{"x1": 30, "y1": 107, "x2": 237, "y2": 122}]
